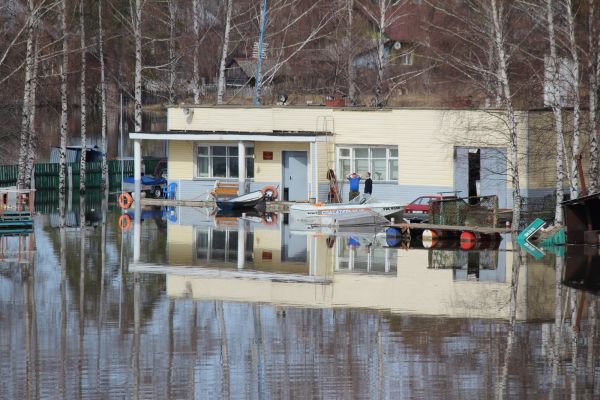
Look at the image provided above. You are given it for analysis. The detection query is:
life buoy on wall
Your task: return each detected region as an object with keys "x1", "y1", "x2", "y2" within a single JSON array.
[
  {"x1": 118, "y1": 192, "x2": 133, "y2": 209},
  {"x1": 261, "y1": 186, "x2": 279, "y2": 201},
  {"x1": 118, "y1": 214, "x2": 132, "y2": 231}
]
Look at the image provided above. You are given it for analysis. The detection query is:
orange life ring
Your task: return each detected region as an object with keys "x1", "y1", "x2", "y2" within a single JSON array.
[
  {"x1": 118, "y1": 192, "x2": 133, "y2": 209},
  {"x1": 118, "y1": 214, "x2": 132, "y2": 231},
  {"x1": 262, "y1": 212, "x2": 278, "y2": 225},
  {"x1": 261, "y1": 186, "x2": 279, "y2": 200}
]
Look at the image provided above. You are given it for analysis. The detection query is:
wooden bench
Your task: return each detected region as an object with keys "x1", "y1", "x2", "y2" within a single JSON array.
[{"x1": 210, "y1": 181, "x2": 239, "y2": 199}]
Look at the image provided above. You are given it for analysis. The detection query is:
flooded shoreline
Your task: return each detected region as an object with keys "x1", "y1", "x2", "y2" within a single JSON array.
[{"x1": 1, "y1": 196, "x2": 599, "y2": 399}]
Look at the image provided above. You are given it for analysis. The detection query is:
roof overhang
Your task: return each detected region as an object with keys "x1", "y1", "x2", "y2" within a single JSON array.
[{"x1": 129, "y1": 130, "x2": 332, "y2": 142}]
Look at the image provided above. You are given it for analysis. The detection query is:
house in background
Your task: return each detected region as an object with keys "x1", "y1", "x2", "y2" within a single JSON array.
[
  {"x1": 49, "y1": 145, "x2": 103, "y2": 164},
  {"x1": 129, "y1": 105, "x2": 565, "y2": 209},
  {"x1": 224, "y1": 58, "x2": 291, "y2": 95}
]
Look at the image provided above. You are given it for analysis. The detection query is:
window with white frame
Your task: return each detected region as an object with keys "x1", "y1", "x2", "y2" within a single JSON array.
[
  {"x1": 338, "y1": 146, "x2": 398, "y2": 181},
  {"x1": 196, "y1": 145, "x2": 254, "y2": 179},
  {"x1": 398, "y1": 52, "x2": 413, "y2": 65}
]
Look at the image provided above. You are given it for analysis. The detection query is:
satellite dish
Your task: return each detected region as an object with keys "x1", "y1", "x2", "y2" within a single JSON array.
[
  {"x1": 393, "y1": 41, "x2": 402, "y2": 50},
  {"x1": 277, "y1": 93, "x2": 288, "y2": 104}
]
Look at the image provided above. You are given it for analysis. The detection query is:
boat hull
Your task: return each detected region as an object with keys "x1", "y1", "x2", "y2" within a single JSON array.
[
  {"x1": 290, "y1": 202, "x2": 403, "y2": 225},
  {"x1": 216, "y1": 190, "x2": 265, "y2": 211},
  {"x1": 216, "y1": 199, "x2": 263, "y2": 211}
]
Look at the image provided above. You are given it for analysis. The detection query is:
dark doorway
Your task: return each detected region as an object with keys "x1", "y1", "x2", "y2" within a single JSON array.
[{"x1": 468, "y1": 149, "x2": 480, "y2": 204}]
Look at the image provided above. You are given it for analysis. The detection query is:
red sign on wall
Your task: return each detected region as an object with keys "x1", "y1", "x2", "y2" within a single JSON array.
[{"x1": 263, "y1": 151, "x2": 273, "y2": 160}]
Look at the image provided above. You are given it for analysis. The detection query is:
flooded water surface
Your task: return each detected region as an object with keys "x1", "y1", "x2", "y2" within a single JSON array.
[{"x1": 1, "y1": 197, "x2": 599, "y2": 399}]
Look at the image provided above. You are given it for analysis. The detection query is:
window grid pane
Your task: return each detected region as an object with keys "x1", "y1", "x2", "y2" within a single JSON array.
[
  {"x1": 389, "y1": 159, "x2": 398, "y2": 180},
  {"x1": 337, "y1": 146, "x2": 398, "y2": 182},
  {"x1": 196, "y1": 145, "x2": 254, "y2": 179}
]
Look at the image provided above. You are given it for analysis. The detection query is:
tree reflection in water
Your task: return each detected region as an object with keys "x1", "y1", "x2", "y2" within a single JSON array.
[{"x1": 1, "y1": 202, "x2": 600, "y2": 398}]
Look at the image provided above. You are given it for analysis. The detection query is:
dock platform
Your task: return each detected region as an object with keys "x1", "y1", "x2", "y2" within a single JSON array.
[{"x1": 0, "y1": 188, "x2": 35, "y2": 230}]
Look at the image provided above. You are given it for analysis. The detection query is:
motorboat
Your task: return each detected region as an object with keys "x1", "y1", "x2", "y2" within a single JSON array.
[
  {"x1": 216, "y1": 190, "x2": 265, "y2": 211},
  {"x1": 289, "y1": 194, "x2": 403, "y2": 226}
]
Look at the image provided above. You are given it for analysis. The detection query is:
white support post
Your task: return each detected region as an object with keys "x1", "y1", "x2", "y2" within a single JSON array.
[
  {"x1": 238, "y1": 141, "x2": 246, "y2": 195},
  {"x1": 309, "y1": 235, "x2": 317, "y2": 276},
  {"x1": 134, "y1": 139, "x2": 142, "y2": 202},
  {"x1": 237, "y1": 219, "x2": 246, "y2": 269},
  {"x1": 310, "y1": 141, "x2": 318, "y2": 202},
  {"x1": 133, "y1": 139, "x2": 142, "y2": 262}
]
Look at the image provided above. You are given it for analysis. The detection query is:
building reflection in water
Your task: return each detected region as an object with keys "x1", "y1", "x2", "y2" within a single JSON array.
[
  {"x1": 130, "y1": 207, "x2": 556, "y2": 321},
  {"x1": 3, "y1": 203, "x2": 600, "y2": 398}
]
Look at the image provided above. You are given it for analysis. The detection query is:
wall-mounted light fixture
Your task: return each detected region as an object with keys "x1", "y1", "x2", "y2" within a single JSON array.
[{"x1": 181, "y1": 107, "x2": 194, "y2": 123}]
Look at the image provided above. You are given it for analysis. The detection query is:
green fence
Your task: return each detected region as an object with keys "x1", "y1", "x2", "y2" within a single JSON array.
[{"x1": 0, "y1": 159, "x2": 161, "y2": 190}]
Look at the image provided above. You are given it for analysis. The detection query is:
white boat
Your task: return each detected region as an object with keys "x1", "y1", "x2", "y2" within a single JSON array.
[{"x1": 289, "y1": 194, "x2": 403, "y2": 226}]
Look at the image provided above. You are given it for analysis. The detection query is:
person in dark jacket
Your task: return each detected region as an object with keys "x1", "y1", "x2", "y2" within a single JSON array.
[{"x1": 364, "y1": 172, "x2": 373, "y2": 195}]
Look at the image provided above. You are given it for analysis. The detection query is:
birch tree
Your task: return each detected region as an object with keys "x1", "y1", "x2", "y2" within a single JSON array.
[
  {"x1": 167, "y1": 0, "x2": 177, "y2": 104},
  {"x1": 428, "y1": 0, "x2": 524, "y2": 229},
  {"x1": 490, "y1": 0, "x2": 522, "y2": 229},
  {"x1": 545, "y1": 0, "x2": 566, "y2": 224},
  {"x1": 357, "y1": 0, "x2": 407, "y2": 106},
  {"x1": 59, "y1": 0, "x2": 68, "y2": 194},
  {"x1": 565, "y1": 0, "x2": 581, "y2": 198},
  {"x1": 24, "y1": 39, "x2": 39, "y2": 188},
  {"x1": 192, "y1": 0, "x2": 201, "y2": 104},
  {"x1": 132, "y1": 0, "x2": 144, "y2": 132},
  {"x1": 346, "y1": 0, "x2": 356, "y2": 104},
  {"x1": 216, "y1": 0, "x2": 233, "y2": 105},
  {"x1": 0, "y1": 2, "x2": 45, "y2": 77},
  {"x1": 587, "y1": 0, "x2": 599, "y2": 192},
  {"x1": 253, "y1": 0, "x2": 340, "y2": 98},
  {"x1": 17, "y1": 0, "x2": 36, "y2": 189},
  {"x1": 79, "y1": 0, "x2": 87, "y2": 193},
  {"x1": 99, "y1": 0, "x2": 108, "y2": 188}
]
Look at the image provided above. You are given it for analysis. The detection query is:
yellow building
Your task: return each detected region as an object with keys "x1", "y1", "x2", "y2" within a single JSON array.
[{"x1": 131, "y1": 106, "x2": 556, "y2": 207}]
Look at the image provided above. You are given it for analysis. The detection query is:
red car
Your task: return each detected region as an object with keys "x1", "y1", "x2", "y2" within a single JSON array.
[{"x1": 403, "y1": 194, "x2": 457, "y2": 222}]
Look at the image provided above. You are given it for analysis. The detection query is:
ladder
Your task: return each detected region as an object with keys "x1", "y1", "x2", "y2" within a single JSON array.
[{"x1": 316, "y1": 116, "x2": 340, "y2": 203}]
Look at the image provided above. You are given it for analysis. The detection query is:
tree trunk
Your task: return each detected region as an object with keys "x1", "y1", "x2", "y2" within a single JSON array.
[
  {"x1": 253, "y1": 0, "x2": 267, "y2": 106},
  {"x1": 17, "y1": 0, "x2": 35, "y2": 189},
  {"x1": 374, "y1": 0, "x2": 385, "y2": 107},
  {"x1": 59, "y1": 0, "x2": 68, "y2": 194},
  {"x1": 79, "y1": 0, "x2": 87, "y2": 194},
  {"x1": 168, "y1": 0, "x2": 176, "y2": 104},
  {"x1": 547, "y1": 0, "x2": 565, "y2": 224},
  {"x1": 25, "y1": 38, "x2": 39, "y2": 188},
  {"x1": 347, "y1": 0, "x2": 356, "y2": 104},
  {"x1": 134, "y1": 0, "x2": 143, "y2": 132},
  {"x1": 566, "y1": 0, "x2": 581, "y2": 198},
  {"x1": 99, "y1": 0, "x2": 108, "y2": 189},
  {"x1": 192, "y1": 0, "x2": 201, "y2": 104},
  {"x1": 491, "y1": 0, "x2": 521, "y2": 230},
  {"x1": 217, "y1": 0, "x2": 233, "y2": 105},
  {"x1": 588, "y1": 0, "x2": 599, "y2": 192}
]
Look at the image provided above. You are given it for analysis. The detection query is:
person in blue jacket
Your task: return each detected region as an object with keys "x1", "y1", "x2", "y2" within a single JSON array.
[{"x1": 348, "y1": 172, "x2": 361, "y2": 201}]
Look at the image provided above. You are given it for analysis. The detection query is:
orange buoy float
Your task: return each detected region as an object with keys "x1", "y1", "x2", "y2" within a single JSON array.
[
  {"x1": 261, "y1": 186, "x2": 279, "y2": 201},
  {"x1": 118, "y1": 192, "x2": 133, "y2": 209},
  {"x1": 118, "y1": 214, "x2": 132, "y2": 231},
  {"x1": 460, "y1": 231, "x2": 477, "y2": 250},
  {"x1": 422, "y1": 229, "x2": 439, "y2": 248}
]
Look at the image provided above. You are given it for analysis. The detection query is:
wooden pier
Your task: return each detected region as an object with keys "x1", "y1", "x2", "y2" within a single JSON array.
[{"x1": 140, "y1": 197, "x2": 296, "y2": 212}]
